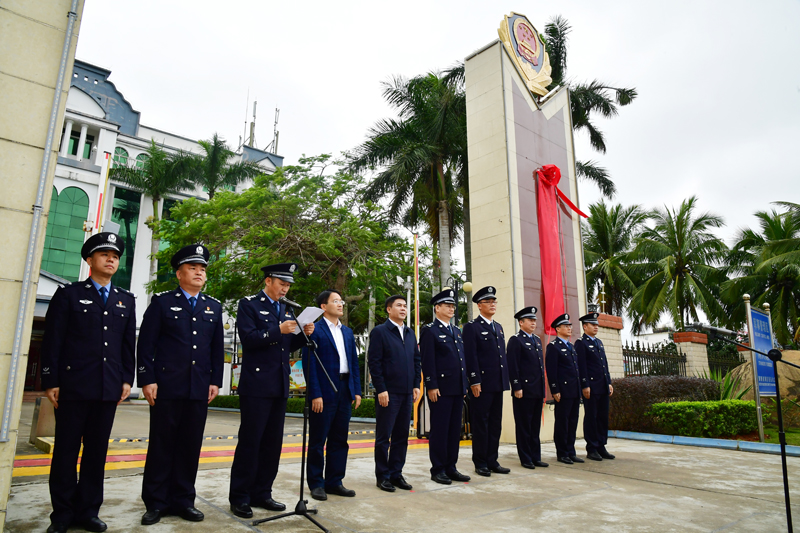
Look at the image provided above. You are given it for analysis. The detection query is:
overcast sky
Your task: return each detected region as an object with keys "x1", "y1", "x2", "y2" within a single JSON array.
[{"x1": 77, "y1": 0, "x2": 800, "y2": 248}]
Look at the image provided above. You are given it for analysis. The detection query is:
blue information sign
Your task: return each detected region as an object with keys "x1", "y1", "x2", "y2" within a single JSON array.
[{"x1": 750, "y1": 308, "x2": 777, "y2": 397}]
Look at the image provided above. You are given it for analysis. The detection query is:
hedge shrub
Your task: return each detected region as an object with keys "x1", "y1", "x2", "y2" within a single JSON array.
[
  {"x1": 647, "y1": 400, "x2": 757, "y2": 438},
  {"x1": 209, "y1": 395, "x2": 240, "y2": 409},
  {"x1": 609, "y1": 376, "x2": 719, "y2": 433},
  {"x1": 210, "y1": 395, "x2": 376, "y2": 419}
]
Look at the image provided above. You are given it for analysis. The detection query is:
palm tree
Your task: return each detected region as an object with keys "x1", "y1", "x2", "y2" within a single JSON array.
[
  {"x1": 583, "y1": 201, "x2": 648, "y2": 315},
  {"x1": 544, "y1": 15, "x2": 638, "y2": 197},
  {"x1": 630, "y1": 196, "x2": 728, "y2": 331},
  {"x1": 110, "y1": 140, "x2": 195, "y2": 285},
  {"x1": 194, "y1": 133, "x2": 265, "y2": 199},
  {"x1": 348, "y1": 72, "x2": 466, "y2": 289},
  {"x1": 721, "y1": 209, "x2": 800, "y2": 344}
]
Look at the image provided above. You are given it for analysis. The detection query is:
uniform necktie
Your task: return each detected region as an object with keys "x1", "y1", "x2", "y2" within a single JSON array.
[
  {"x1": 448, "y1": 325, "x2": 454, "y2": 337},
  {"x1": 273, "y1": 300, "x2": 280, "y2": 316},
  {"x1": 189, "y1": 296, "x2": 196, "y2": 310},
  {"x1": 99, "y1": 287, "x2": 107, "y2": 305}
]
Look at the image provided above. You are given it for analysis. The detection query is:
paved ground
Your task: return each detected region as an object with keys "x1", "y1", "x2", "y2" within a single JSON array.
[{"x1": 7, "y1": 401, "x2": 800, "y2": 532}]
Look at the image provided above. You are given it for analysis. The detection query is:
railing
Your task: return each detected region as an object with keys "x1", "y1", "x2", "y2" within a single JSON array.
[
  {"x1": 623, "y1": 341, "x2": 687, "y2": 377},
  {"x1": 707, "y1": 350, "x2": 746, "y2": 376}
]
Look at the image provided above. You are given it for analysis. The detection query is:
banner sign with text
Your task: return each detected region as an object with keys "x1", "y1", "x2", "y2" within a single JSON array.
[{"x1": 749, "y1": 308, "x2": 776, "y2": 397}]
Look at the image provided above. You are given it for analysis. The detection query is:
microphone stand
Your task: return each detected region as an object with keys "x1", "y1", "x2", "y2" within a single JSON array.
[
  {"x1": 699, "y1": 329, "x2": 794, "y2": 532},
  {"x1": 253, "y1": 304, "x2": 337, "y2": 533}
]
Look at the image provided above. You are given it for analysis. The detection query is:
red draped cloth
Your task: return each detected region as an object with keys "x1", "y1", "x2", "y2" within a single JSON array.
[{"x1": 535, "y1": 165, "x2": 588, "y2": 335}]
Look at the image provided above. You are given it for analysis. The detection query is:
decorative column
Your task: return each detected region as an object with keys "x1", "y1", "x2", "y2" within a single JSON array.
[
  {"x1": 76, "y1": 123, "x2": 87, "y2": 161},
  {"x1": 59, "y1": 119, "x2": 73, "y2": 157},
  {"x1": 598, "y1": 314, "x2": 624, "y2": 378},
  {"x1": 673, "y1": 331, "x2": 710, "y2": 376}
]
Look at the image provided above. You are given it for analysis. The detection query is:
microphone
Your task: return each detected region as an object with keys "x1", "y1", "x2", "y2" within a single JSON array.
[
  {"x1": 279, "y1": 296, "x2": 302, "y2": 309},
  {"x1": 691, "y1": 323, "x2": 737, "y2": 336}
]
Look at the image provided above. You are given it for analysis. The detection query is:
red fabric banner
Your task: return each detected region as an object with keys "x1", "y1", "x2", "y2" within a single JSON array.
[{"x1": 535, "y1": 165, "x2": 588, "y2": 334}]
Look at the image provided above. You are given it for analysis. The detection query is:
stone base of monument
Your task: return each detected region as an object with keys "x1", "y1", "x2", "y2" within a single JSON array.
[{"x1": 729, "y1": 350, "x2": 800, "y2": 400}]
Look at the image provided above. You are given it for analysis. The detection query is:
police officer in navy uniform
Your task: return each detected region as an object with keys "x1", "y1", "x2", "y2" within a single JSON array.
[
  {"x1": 229, "y1": 263, "x2": 314, "y2": 519},
  {"x1": 138, "y1": 244, "x2": 224, "y2": 525},
  {"x1": 41, "y1": 232, "x2": 135, "y2": 533},
  {"x1": 420, "y1": 289, "x2": 470, "y2": 485},
  {"x1": 463, "y1": 286, "x2": 510, "y2": 477},
  {"x1": 507, "y1": 306, "x2": 549, "y2": 469},
  {"x1": 575, "y1": 312, "x2": 615, "y2": 461},
  {"x1": 545, "y1": 313, "x2": 584, "y2": 464}
]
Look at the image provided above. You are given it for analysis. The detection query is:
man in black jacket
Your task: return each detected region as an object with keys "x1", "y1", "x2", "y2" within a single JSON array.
[
  {"x1": 420, "y1": 289, "x2": 470, "y2": 485},
  {"x1": 575, "y1": 312, "x2": 615, "y2": 461},
  {"x1": 506, "y1": 306, "x2": 549, "y2": 469},
  {"x1": 41, "y1": 232, "x2": 135, "y2": 533},
  {"x1": 137, "y1": 245, "x2": 224, "y2": 525},
  {"x1": 367, "y1": 295, "x2": 422, "y2": 492}
]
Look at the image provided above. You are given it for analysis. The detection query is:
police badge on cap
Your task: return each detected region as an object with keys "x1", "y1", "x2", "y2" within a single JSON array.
[
  {"x1": 514, "y1": 306, "x2": 538, "y2": 320},
  {"x1": 170, "y1": 244, "x2": 210, "y2": 269},
  {"x1": 261, "y1": 263, "x2": 298, "y2": 283},
  {"x1": 579, "y1": 312, "x2": 600, "y2": 324},
  {"x1": 430, "y1": 289, "x2": 456, "y2": 306},
  {"x1": 81, "y1": 232, "x2": 124, "y2": 260},
  {"x1": 472, "y1": 286, "x2": 497, "y2": 303},
  {"x1": 550, "y1": 313, "x2": 572, "y2": 329}
]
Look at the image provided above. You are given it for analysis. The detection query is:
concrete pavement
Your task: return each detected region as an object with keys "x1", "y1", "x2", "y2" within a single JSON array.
[{"x1": 7, "y1": 401, "x2": 800, "y2": 532}]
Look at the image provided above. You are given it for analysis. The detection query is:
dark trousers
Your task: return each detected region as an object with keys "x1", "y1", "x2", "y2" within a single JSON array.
[
  {"x1": 49, "y1": 400, "x2": 117, "y2": 524},
  {"x1": 553, "y1": 397, "x2": 580, "y2": 458},
  {"x1": 307, "y1": 378, "x2": 351, "y2": 490},
  {"x1": 141, "y1": 399, "x2": 207, "y2": 511},
  {"x1": 512, "y1": 396, "x2": 543, "y2": 464},
  {"x1": 229, "y1": 396, "x2": 286, "y2": 504},
  {"x1": 583, "y1": 392, "x2": 610, "y2": 453},
  {"x1": 374, "y1": 392, "x2": 412, "y2": 480},
  {"x1": 428, "y1": 394, "x2": 464, "y2": 475},
  {"x1": 469, "y1": 390, "x2": 504, "y2": 469}
]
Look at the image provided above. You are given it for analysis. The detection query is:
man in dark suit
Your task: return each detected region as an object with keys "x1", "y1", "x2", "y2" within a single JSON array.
[
  {"x1": 138, "y1": 244, "x2": 224, "y2": 525},
  {"x1": 420, "y1": 289, "x2": 470, "y2": 485},
  {"x1": 367, "y1": 295, "x2": 422, "y2": 492},
  {"x1": 507, "y1": 306, "x2": 549, "y2": 470},
  {"x1": 303, "y1": 289, "x2": 362, "y2": 501},
  {"x1": 228, "y1": 263, "x2": 314, "y2": 519},
  {"x1": 545, "y1": 313, "x2": 584, "y2": 465},
  {"x1": 41, "y1": 232, "x2": 135, "y2": 533},
  {"x1": 462, "y1": 286, "x2": 510, "y2": 476},
  {"x1": 576, "y1": 312, "x2": 615, "y2": 461}
]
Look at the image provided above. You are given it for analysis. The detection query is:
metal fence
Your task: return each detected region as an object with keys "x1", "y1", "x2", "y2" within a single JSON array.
[
  {"x1": 707, "y1": 350, "x2": 746, "y2": 376},
  {"x1": 623, "y1": 341, "x2": 687, "y2": 377}
]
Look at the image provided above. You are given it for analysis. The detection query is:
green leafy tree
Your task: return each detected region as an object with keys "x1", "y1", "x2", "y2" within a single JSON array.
[
  {"x1": 109, "y1": 140, "x2": 195, "y2": 285},
  {"x1": 150, "y1": 155, "x2": 412, "y2": 333},
  {"x1": 630, "y1": 196, "x2": 728, "y2": 331},
  {"x1": 583, "y1": 201, "x2": 648, "y2": 315},
  {"x1": 348, "y1": 71, "x2": 466, "y2": 291},
  {"x1": 721, "y1": 209, "x2": 800, "y2": 344},
  {"x1": 193, "y1": 133, "x2": 265, "y2": 199}
]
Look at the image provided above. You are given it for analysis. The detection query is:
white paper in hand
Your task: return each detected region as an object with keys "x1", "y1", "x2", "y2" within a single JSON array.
[{"x1": 293, "y1": 307, "x2": 325, "y2": 334}]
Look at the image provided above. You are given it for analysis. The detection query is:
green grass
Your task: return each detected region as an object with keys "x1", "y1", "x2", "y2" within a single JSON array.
[{"x1": 763, "y1": 425, "x2": 800, "y2": 446}]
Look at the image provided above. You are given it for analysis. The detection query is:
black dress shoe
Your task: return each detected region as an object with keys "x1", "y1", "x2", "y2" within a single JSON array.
[
  {"x1": 230, "y1": 503, "x2": 253, "y2": 518},
  {"x1": 599, "y1": 450, "x2": 616, "y2": 460},
  {"x1": 376, "y1": 479, "x2": 396, "y2": 492},
  {"x1": 179, "y1": 507, "x2": 204, "y2": 522},
  {"x1": 310, "y1": 487, "x2": 328, "y2": 501},
  {"x1": 446, "y1": 470, "x2": 471, "y2": 482},
  {"x1": 587, "y1": 451, "x2": 603, "y2": 461},
  {"x1": 557, "y1": 456, "x2": 573, "y2": 465},
  {"x1": 390, "y1": 476, "x2": 413, "y2": 490},
  {"x1": 82, "y1": 517, "x2": 108, "y2": 532},
  {"x1": 326, "y1": 485, "x2": 356, "y2": 497},
  {"x1": 251, "y1": 498, "x2": 286, "y2": 511},
  {"x1": 533, "y1": 460, "x2": 549, "y2": 467},
  {"x1": 431, "y1": 473, "x2": 452, "y2": 485},
  {"x1": 475, "y1": 467, "x2": 491, "y2": 477},
  {"x1": 570, "y1": 456, "x2": 585, "y2": 463},
  {"x1": 47, "y1": 523, "x2": 69, "y2": 533},
  {"x1": 141, "y1": 509, "x2": 163, "y2": 525},
  {"x1": 490, "y1": 465, "x2": 510, "y2": 474},
  {"x1": 521, "y1": 462, "x2": 536, "y2": 469}
]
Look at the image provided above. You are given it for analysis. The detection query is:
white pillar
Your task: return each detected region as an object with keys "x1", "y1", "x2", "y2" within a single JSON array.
[
  {"x1": 59, "y1": 119, "x2": 73, "y2": 157},
  {"x1": 76, "y1": 123, "x2": 88, "y2": 161}
]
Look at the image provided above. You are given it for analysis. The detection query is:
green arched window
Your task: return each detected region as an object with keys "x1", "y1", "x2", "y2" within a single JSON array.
[
  {"x1": 135, "y1": 153, "x2": 150, "y2": 169},
  {"x1": 42, "y1": 186, "x2": 90, "y2": 282},
  {"x1": 113, "y1": 147, "x2": 129, "y2": 168}
]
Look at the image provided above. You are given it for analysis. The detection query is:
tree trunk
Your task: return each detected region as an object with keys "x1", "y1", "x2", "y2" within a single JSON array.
[
  {"x1": 366, "y1": 288, "x2": 375, "y2": 394},
  {"x1": 147, "y1": 196, "x2": 161, "y2": 306},
  {"x1": 438, "y1": 199, "x2": 451, "y2": 290}
]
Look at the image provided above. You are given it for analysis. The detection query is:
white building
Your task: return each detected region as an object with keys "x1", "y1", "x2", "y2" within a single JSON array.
[{"x1": 26, "y1": 60, "x2": 279, "y2": 394}]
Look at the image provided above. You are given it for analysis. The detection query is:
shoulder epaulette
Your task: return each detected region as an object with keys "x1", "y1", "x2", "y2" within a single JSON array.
[
  {"x1": 154, "y1": 290, "x2": 171, "y2": 297},
  {"x1": 533, "y1": 333, "x2": 540, "y2": 339},
  {"x1": 245, "y1": 295, "x2": 254, "y2": 300},
  {"x1": 204, "y1": 294, "x2": 220, "y2": 303}
]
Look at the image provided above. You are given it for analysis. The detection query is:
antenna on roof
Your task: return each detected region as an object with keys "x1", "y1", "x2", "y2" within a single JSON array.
[
  {"x1": 248, "y1": 100, "x2": 257, "y2": 148},
  {"x1": 266, "y1": 108, "x2": 280, "y2": 154}
]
